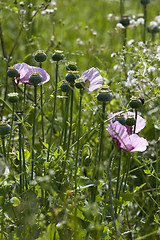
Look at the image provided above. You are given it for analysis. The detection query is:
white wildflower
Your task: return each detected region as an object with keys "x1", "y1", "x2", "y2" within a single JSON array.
[
  {"x1": 116, "y1": 23, "x2": 125, "y2": 30},
  {"x1": 155, "y1": 15, "x2": 160, "y2": 24},
  {"x1": 148, "y1": 21, "x2": 158, "y2": 30},
  {"x1": 148, "y1": 66, "x2": 156, "y2": 73},
  {"x1": 137, "y1": 18, "x2": 144, "y2": 25},
  {"x1": 127, "y1": 39, "x2": 134, "y2": 46},
  {"x1": 107, "y1": 13, "x2": 113, "y2": 20}
]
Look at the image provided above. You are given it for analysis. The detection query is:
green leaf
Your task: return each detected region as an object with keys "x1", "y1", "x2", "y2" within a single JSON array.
[{"x1": 10, "y1": 197, "x2": 20, "y2": 207}]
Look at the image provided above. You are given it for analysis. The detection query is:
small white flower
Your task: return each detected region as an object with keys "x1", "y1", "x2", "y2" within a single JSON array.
[
  {"x1": 41, "y1": 10, "x2": 46, "y2": 15},
  {"x1": 137, "y1": 18, "x2": 144, "y2": 25},
  {"x1": 127, "y1": 39, "x2": 134, "y2": 46},
  {"x1": 76, "y1": 38, "x2": 84, "y2": 45},
  {"x1": 51, "y1": 0, "x2": 56, "y2": 6},
  {"x1": 111, "y1": 52, "x2": 117, "y2": 58},
  {"x1": 148, "y1": 21, "x2": 158, "y2": 30},
  {"x1": 157, "y1": 46, "x2": 160, "y2": 53},
  {"x1": 113, "y1": 64, "x2": 121, "y2": 71},
  {"x1": 129, "y1": 19, "x2": 137, "y2": 28},
  {"x1": 19, "y1": 9, "x2": 26, "y2": 15},
  {"x1": 155, "y1": 15, "x2": 160, "y2": 24},
  {"x1": 148, "y1": 66, "x2": 156, "y2": 73},
  {"x1": 107, "y1": 13, "x2": 113, "y2": 20},
  {"x1": 138, "y1": 41, "x2": 144, "y2": 47},
  {"x1": 116, "y1": 23, "x2": 125, "y2": 30},
  {"x1": 19, "y1": 1, "x2": 24, "y2": 6}
]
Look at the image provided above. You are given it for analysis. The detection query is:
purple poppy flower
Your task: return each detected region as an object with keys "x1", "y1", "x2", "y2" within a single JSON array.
[
  {"x1": 13, "y1": 63, "x2": 50, "y2": 85},
  {"x1": 81, "y1": 67, "x2": 103, "y2": 91},
  {"x1": 108, "y1": 111, "x2": 148, "y2": 152}
]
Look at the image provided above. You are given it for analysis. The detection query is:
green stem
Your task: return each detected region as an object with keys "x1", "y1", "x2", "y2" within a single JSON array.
[
  {"x1": 66, "y1": 88, "x2": 74, "y2": 160},
  {"x1": 1, "y1": 187, "x2": 6, "y2": 240},
  {"x1": 120, "y1": 0, "x2": 123, "y2": 17},
  {"x1": 39, "y1": 62, "x2": 45, "y2": 144},
  {"x1": 60, "y1": 93, "x2": 70, "y2": 184},
  {"x1": 1, "y1": 136, "x2": 6, "y2": 159},
  {"x1": 116, "y1": 149, "x2": 122, "y2": 199},
  {"x1": 75, "y1": 89, "x2": 83, "y2": 207},
  {"x1": 22, "y1": 127, "x2": 27, "y2": 190},
  {"x1": 62, "y1": 93, "x2": 70, "y2": 149},
  {"x1": 107, "y1": 163, "x2": 119, "y2": 240},
  {"x1": 18, "y1": 123, "x2": 22, "y2": 194},
  {"x1": 23, "y1": 84, "x2": 26, "y2": 113},
  {"x1": 7, "y1": 103, "x2": 15, "y2": 165},
  {"x1": 134, "y1": 109, "x2": 137, "y2": 133},
  {"x1": 123, "y1": 153, "x2": 131, "y2": 192},
  {"x1": 47, "y1": 62, "x2": 59, "y2": 162},
  {"x1": 31, "y1": 85, "x2": 37, "y2": 180},
  {"x1": 40, "y1": 84, "x2": 44, "y2": 144},
  {"x1": 92, "y1": 102, "x2": 106, "y2": 201},
  {"x1": 143, "y1": 4, "x2": 147, "y2": 43},
  {"x1": 97, "y1": 102, "x2": 106, "y2": 180}
]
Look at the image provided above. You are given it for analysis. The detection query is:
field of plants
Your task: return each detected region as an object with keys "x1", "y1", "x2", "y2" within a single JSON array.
[{"x1": 0, "y1": 0, "x2": 160, "y2": 239}]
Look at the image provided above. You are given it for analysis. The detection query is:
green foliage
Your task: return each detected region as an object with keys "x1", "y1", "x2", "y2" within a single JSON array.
[{"x1": 0, "y1": 0, "x2": 160, "y2": 239}]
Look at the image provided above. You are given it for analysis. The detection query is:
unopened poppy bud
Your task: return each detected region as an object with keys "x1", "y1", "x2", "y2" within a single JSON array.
[
  {"x1": 60, "y1": 80, "x2": 70, "y2": 93},
  {"x1": 97, "y1": 86, "x2": 113, "y2": 102},
  {"x1": 29, "y1": 72, "x2": 43, "y2": 85},
  {"x1": 52, "y1": 50, "x2": 64, "y2": 62},
  {"x1": 120, "y1": 15, "x2": 130, "y2": 27},
  {"x1": 126, "y1": 117, "x2": 136, "y2": 126},
  {"x1": 8, "y1": 92, "x2": 19, "y2": 103},
  {"x1": 114, "y1": 115, "x2": 126, "y2": 125},
  {"x1": 140, "y1": 0, "x2": 150, "y2": 5},
  {"x1": 66, "y1": 62, "x2": 77, "y2": 71},
  {"x1": 129, "y1": 97, "x2": 142, "y2": 109},
  {"x1": 0, "y1": 122, "x2": 11, "y2": 136},
  {"x1": 65, "y1": 71, "x2": 80, "y2": 86},
  {"x1": 34, "y1": 50, "x2": 47, "y2": 62},
  {"x1": 75, "y1": 78, "x2": 85, "y2": 89},
  {"x1": 7, "y1": 67, "x2": 19, "y2": 78}
]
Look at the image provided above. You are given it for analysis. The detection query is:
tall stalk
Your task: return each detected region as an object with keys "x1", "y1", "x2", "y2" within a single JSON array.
[
  {"x1": 18, "y1": 123, "x2": 22, "y2": 194},
  {"x1": 47, "y1": 62, "x2": 59, "y2": 162},
  {"x1": 143, "y1": 4, "x2": 147, "y2": 42},
  {"x1": 75, "y1": 89, "x2": 83, "y2": 204},
  {"x1": 31, "y1": 86, "x2": 37, "y2": 180}
]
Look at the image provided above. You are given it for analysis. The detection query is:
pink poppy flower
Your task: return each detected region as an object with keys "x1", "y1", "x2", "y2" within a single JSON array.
[
  {"x1": 108, "y1": 111, "x2": 148, "y2": 152},
  {"x1": 81, "y1": 67, "x2": 103, "y2": 91},
  {"x1": 13, "y1": 63, "x2": 50, "y2": 85}
]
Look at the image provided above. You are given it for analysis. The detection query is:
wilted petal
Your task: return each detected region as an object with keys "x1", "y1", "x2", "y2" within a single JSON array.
[
  {"x1": 81, "y1": 67, "x2": 103, "y2": 91},
  {"x1": 13, "y1": 63, "x2": 50, "y2": 85},
  {"x1": 129, "y1": 134, "x2": 148, "y2": 152},
  {"x1": 108, "y1": 111, "x2": 148, "y2": 152}
]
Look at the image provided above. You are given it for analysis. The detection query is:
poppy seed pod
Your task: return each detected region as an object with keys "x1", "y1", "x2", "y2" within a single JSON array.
[
  {"x1": 8, "y1": 92, "x2": 19, "y2": 103},
  {"x1": 147, "y1": 23, "x2": 159, "y2": 34},
  {"x1": 34, "y1": 50, "x2": 47, "y2": 62},
  {"x1": 65, "y1": 71, "x2": 80, "y2": 86},
  {"x1": 52, "y1": 50, "x2": 64, "y2": 62},
  {"x1": 60, "y1": 80, "x2": 70, "y2": 93},
  {"x1": 0, "y1": 122, "x2": 11, "y2": 136},
  {"x1": 75, "y1": 78, "x2": 85, "y2": 89},
  {"x1": 97, "y1": 86, "x2": 113, "y2": 102},
  {"x1": 120, "y1": 15, "x2": 130, "y2": 27},
  {"x1": 140, "y1": 0, "x2": 150, "y2": 5},
  {"x1": 129, "y1": 97, "x2": 142, "y2": 109},
  {"x1": 126, "y1": 117, "x2": 136, "y2": 126},
  {"x1": 7, "y1": 67, "x2": 19, "y2": 78},
  {"x1": 29, "y1": 73, "x2": 43, "y2": 85},
  {"x1": 114, "y1": 115, "x2": 126, "y2": 125},
  {"x1": 66, "y1": 62, "x2": 77, "y2": 71}
]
